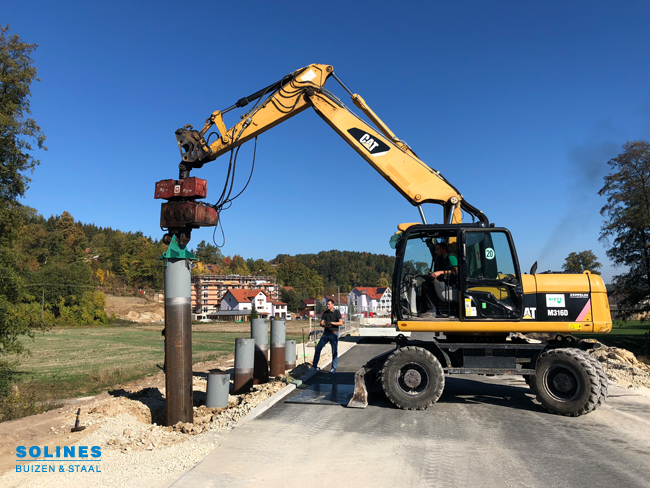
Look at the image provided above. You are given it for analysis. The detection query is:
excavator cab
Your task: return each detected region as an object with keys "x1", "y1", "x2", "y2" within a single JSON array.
[{"x1": 394, "y1": 223, "x2": 524, "y2": 322}]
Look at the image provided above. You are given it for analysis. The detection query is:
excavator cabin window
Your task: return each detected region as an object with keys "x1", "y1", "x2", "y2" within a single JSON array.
[
  {"x1": 398, "y1": 230, "x2": 461, "y2": 320},
  {"x1": 396, "y1": 227, "x2": 523, "y2": 322},
  {"x1": 461, "y1": 229, "x2": 523, "y2": 321}
]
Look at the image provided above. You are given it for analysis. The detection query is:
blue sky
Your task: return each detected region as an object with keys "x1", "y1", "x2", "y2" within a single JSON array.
[{"x1": 5, "y1": 1, "x2": 650, "y2": 283}]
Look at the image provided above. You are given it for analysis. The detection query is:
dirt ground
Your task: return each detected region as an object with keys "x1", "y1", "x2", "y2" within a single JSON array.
[
  {"x1": 0, "y1": 353, "x2": 308, "y2": 479},
  {"x1": 0, "y1": 297, "x2": 321, "y2": 477},
  {"x1": 106, "y1": 294, "x2": 314, "y2": 336},
  {"x1": 105, "y1": 295, "x2": 164, "y2": 323}
]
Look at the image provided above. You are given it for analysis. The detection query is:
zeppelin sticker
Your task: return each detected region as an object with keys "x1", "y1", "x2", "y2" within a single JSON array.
[{"x1": 570, "y1": 293, "x2": 588, "y2": 299}]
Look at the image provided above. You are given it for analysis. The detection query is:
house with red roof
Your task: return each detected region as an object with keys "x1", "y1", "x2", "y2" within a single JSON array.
[
  {"x1": 347, "y1": 287, "x2": 392, "y2": 315},
  {"x1": 221, "y1": 289, "x2": 288, "y2": 319}
]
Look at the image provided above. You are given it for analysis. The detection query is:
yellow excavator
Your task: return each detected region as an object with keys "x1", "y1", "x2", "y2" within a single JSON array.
[{"x1": 158, "y1": 63, "x2": 612, "y2": 416}]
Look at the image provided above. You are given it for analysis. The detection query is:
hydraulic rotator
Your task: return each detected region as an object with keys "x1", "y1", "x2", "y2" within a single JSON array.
[{"x1": 154, "y1": 176, "x2": 219, "y2": 245}]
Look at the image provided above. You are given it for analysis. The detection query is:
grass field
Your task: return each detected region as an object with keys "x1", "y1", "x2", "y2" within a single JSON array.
[
  {"x1": 14, "y1": 326, "x2": 302, "y2": 401},
  {"x1": 582, "y1": 320, "x2": 650, "y2": 356}
]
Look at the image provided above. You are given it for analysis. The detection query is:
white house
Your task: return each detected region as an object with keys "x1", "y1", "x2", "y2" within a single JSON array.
[
  {"x1": 347, "y1": 287, "x2": 392, "y2": 315},
  {"x1": 221, "y1": 289, "x2": 288, "y2": 319}
]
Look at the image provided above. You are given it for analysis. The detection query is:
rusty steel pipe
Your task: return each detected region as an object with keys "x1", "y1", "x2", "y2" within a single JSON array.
[
  {"x1": 285, "y1": 339, "x2": 296, "y2": 370},
  {"x1": 251, "y1": 318, "x2": 269, "y2": 384},
  {"x1": 270, "y1": 320, "x2": 286, "y2": 377},
  {"x1": 233, "y1": 338, "x2": 255, "y2": 394},
  {"x1": 164, "y1": 259, "x2": 193, "y2": 426}
]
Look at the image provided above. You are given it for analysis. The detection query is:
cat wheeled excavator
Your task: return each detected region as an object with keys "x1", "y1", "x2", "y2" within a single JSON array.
[{"x1": 156, "y1": 64, "x2": 612, "y2": 416}]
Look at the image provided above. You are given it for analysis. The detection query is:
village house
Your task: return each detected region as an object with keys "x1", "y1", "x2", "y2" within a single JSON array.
[
  {"x1": 220, "y1": 289, "x2": 287, "y2": 321},
  {"x1": 191, "y1": 274, "x2": 279, "y2": 317},
  {"x1": 298, "y1": 298, "x2": 316, "y2": 319},
  {"x1": 347, "y1": 287, "x2": 392, "y2": 315}
]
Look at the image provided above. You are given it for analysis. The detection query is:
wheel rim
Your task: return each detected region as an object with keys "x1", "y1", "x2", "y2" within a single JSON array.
[
  {"x1": 543, "y1": 364, "x2": 581, "y2": 402},
  {"x1": 396, "y1": 362, "x2": 430, "y2": 396}
]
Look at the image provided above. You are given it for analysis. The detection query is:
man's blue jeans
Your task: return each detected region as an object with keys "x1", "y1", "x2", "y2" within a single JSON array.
[{"x1": 313, "y1": 331, "x2": 339, "y2": 371}]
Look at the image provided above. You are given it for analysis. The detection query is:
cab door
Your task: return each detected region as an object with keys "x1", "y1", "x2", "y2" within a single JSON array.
[{"x1": 460, "y1": 229, "x2": 524, "y2": 321}]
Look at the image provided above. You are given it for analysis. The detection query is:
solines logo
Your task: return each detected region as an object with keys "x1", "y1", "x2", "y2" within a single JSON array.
[{"x1": 15, "y1": 445, "x2": 102, "y2": 474}]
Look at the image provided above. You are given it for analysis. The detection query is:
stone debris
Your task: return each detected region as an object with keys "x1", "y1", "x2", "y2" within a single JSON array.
[{"x1": 591, "y1": 345, "x2": 650, "y2": 390}]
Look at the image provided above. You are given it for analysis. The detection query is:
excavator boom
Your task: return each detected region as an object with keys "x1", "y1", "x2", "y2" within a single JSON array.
[{"x1": 175, "y1": 63, "x2": 487, "y2": 225}]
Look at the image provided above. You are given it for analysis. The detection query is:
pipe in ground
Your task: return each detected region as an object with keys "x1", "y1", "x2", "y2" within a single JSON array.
[
  {"x1": 270, "y1": 319, "x2": 286, "y2": 377},
  {"x1": 285, "y1": 339, "x2": 296, "y2": 370},
  {"x1": 233, "y1": 338, "x2": 255, "y2": 394},
  {"x1": 251, "y1": 318, "x2": 269, "y2": 384}
]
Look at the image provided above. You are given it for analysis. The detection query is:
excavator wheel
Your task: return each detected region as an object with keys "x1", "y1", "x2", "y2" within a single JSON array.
[
  {"x1": 381, "y1": 346, "x2": 444, "y2": 410},
  {"x1": 524, "y1": 374, "x2": 538, "y2": 395},
  {"x1": 582, "y1": 352, "x2": 609, "y2": 409},
  {"x1": 533, "y1": 348, "x2": 600, "y2": 417}
]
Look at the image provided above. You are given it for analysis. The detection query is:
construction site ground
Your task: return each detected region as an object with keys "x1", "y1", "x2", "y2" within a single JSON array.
[
  {"x1": 0, "y1": 333, "x2": 352, "y2": 487},
  {"x1": 2, "y1": 294, "x2": 649, "y2": 487}
]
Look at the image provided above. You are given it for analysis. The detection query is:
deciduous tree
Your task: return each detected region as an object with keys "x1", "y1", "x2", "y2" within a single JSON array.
[
  {"x1": 562, "y1": 251, "x2": 602, "y2": 275},
  {"x1": 0, "y1": 25, "x2": 47, "y2": 207},
  {"x1": 599, "y1": 140, "x2": 650, "y2": 318},
  {"x1": 280, "y1": 288, "x2": 300, "y2": 312},
  {"x1": 0, "y1": 25, "x2": 47, "y2": 392}
]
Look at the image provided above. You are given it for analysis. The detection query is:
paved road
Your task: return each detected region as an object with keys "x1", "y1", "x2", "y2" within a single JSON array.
[{"x1": 173, "y1": 339, "x2": 650, "y2": 488}]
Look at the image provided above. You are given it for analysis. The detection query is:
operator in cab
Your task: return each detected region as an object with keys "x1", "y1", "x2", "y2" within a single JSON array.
[{"x1": 420, "y1": 241, "x2": 458, "y2": 318}]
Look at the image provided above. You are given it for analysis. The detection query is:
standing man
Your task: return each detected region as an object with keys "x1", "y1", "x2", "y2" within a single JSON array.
[{"x1": 309, "y1": 298, "x2": 343, "y2": 374}]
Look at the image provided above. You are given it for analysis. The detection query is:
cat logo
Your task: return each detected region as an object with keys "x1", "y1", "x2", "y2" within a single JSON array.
[
  {"x1": 523, "y1": 307, "x2": 537, "y2": 319},
  {"x1": 347, "y1": 128, "x2": 390, "y2": 156},
  {"x1": 360, "y1": 134, "x2": 380, "y2": 152}
]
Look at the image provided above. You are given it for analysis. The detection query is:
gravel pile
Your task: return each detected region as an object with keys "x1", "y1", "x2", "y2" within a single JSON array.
[{"x1": 592, "y1": 346, "x2": 650, "y2": 390}]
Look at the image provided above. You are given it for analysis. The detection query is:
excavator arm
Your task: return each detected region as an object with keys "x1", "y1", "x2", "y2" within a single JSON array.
[{"x1": 173, "y1": 63, "x2": 488, "y2": 225}]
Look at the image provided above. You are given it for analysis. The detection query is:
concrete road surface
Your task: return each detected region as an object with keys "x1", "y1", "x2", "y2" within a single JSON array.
[{"x1": 172, "y1": 339, "x2": 650, "y2": 488}]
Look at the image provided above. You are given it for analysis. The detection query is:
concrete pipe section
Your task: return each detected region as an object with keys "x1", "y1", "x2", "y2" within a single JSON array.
[
  {"x1": 251, "y1": 318, "x2": 269, "y2": 384},
  {"x1": 285, "y1": 339, "x2": 296, "y2": 370},
  {"x1": 233, "y1": 338, "x2": 255, "y2": 394},
  {"x1": 270, "y1": 319, "x2": 286, "y2": 377},
  {"x1": 206, "y1": 372, "x2": 230, "y2": 409}
]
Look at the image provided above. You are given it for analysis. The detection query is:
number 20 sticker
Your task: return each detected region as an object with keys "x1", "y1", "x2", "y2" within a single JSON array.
[{"x1": 485, "y1": 248, "x2": 495, "y2": 260}]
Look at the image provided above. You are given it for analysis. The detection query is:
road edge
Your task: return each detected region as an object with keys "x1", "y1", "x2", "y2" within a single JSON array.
[{"x1": 237, "y1": 342, "x2": 357, "y2": 426}]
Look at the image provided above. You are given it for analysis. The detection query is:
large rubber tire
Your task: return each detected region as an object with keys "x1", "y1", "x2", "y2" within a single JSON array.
[
  {"x1": 524, "y1": 374, "x2": 538, "y2": 395},
  {"x1": 583, "y1": 352, "x2": 609, "y2": 409},
  {"x1": 534, "y1": 348, "x2": 600, "y2": 417},
  {"x1": 381, "y1": 346, "x2": 445, "y2": 410}
]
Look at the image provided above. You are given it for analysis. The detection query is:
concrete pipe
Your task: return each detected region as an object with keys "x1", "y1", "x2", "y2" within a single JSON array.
[
  {"x1": 233, "y1": 338, "x2": 255, "y2": 394},
  {"x1": 206, "y1": 372, "x2": 230, "y2": 409},
  {"x1": 285, "y1": 339, "x2": 297, "y2": 370},
  {"x1": 270, "y1": 319, "x2": 286, "y2": 377},
  {"x1": 251, "y1": 318, "x2": 269, "y2": 384}
]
